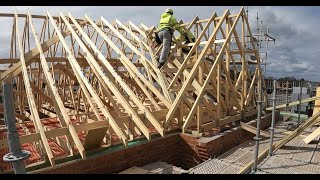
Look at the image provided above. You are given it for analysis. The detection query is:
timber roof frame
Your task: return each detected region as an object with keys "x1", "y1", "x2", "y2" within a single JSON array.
[{"x1": 0, "y1": 7, "x2": 269, "y2": 173}]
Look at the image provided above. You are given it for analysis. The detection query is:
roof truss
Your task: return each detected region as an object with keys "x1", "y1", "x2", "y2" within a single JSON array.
[{"x1": 0, "y1": 7, "x2": 268, "y2": 172}]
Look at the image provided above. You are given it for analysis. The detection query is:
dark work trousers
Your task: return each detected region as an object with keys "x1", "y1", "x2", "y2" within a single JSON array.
[{"x1": 158, "y1": 29, "x2": 172, "y2": 64}]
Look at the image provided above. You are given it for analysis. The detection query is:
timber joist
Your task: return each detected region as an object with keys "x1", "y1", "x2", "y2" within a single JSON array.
[{"x1": 0, "y1": 7, "x2": 267, "y2": 171}]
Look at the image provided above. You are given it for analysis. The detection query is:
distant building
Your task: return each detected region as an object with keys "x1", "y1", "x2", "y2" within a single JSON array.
[{"x1": 265, "y1": 77, "x2": 319, "y2": 113}]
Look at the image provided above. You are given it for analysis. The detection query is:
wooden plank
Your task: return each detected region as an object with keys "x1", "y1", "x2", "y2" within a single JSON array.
[
  {"x1": 15, "y1": 11, "x2": 56, "y2": 167},
  {"x1": 201, "y1": 121, "x2": 217, "y2": 132},
  {"x1": 0, "y1": 133, "x2": 41, "y2": 149},
  {"x1": 28, "y1": 11, "x2": 85, "y2": 159},
  {"x1": 224, "y1": 17, "x2": 230, "y2": 115},
  {"x1": 241, "y1": 15, "x2": 246, "y2": 112},
  {"x1": 169, "y1": 85, "x2": 214, "y2": 92},
  {"x1": 283, "y1": 131, "x2": 307, "y2": 138},
  {"x1": 100, "y1": 16, "x2": 170, "y2": 108},
  {"x1": 162, "y1": 67, "x2": 179, "y2": 73},
  {"x1": 217, "y1": 61, "x2": 221, "y2": 119},
  {"x1": 29, "y1": 80, "x2": 54, "y2": 105},
  {"x1": 115, "y1": 19, "x2": 166, "y2": 107},
  {"x1": 168, "y1": 13, "x2": 217, "y2": 89},
  {"x1": 74, "y1": 121, "x2": 108, "y2": 132},
  {"x1": 54, "y1": 63, "x2": 77, "y2": 82},
  {"x1": 170, "y1": 39, "x2": 226, "y2": 48},
  {"x1": 244, "y1": 68, "x2": 258, "y2": 106},
  {"x1": 62, "y1": 14, "x2": 150, "y2": 142},
  {"x1": 1, "y1": 121, "x2": 110, "y2": 149},
  {"x1": 0, "y1": 19, "x2": 88, "y2": 85},
  {"x1": 240, "y1": 122, "x2": 270, "y2": 137},
  {"x1": 0, "y1": 109, "x2": 169, "y2": 149},
  {"x1": 266, "y1": 96, "x2": 320, "y2": 111},
  {"x1": 115, "y1": 19, "x2": 172, "y2": 104},
  {"x1": 219, "y1": 60, "x2": 241, "y2": 110},
  {"x1": 84, "y1": 127, "x2": 108, "y2": 150},
  {"x1": 165, "y1": 11, "x2": 226, "y2": 129},
  {"x1": 219, "y1": 109, "x2": 257, "y2": 126},
  {"x1": 48, "y1": 12, "x2": 128, "y2": 147},
  {"x1": 0, "y1": 57, "x2": 86, "y2": 64},
  {"x1": 179, "y1": 13, "x2": 239, "y2": 26},
  {"x1": 182, "y1": 9, "x2": 243, "y2": 133},
  {"x1": 81, "y1": 14, "x2": 164, "y2": 137},
  {"x1": 0, "y1": 111, "x2": 168, "y2": 150},
  {"x1": 46, "y1": 127, "x2": 69, "y2": 139},
  {"x1": 303, "y1": 125, "x2": 320, "y2": 144}
]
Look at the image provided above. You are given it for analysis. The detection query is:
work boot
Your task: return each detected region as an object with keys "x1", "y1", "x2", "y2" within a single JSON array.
[{"x1": 158, "y1": 61, "x2": 165, "y2": 69}]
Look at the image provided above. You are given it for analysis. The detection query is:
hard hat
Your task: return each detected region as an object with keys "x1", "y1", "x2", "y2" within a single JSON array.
[{"x1": 165, "y1": 8, "x2": 173, "y2": 14}]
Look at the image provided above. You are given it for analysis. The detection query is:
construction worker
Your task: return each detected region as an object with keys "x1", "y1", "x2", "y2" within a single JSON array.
[
  {"x1": 157, "y1": 8, "x2": 187, "y2": 69},
  {"x1": 177, "y1": 30, "x2": 196, "y2": 54}
]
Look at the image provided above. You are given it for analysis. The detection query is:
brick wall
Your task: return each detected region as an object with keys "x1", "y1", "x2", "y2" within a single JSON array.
[
  {"x1": 36, "y1": 133, "x2": 181, "y2": 174},
  {"x1": 176, "y1": 111, "x2": 280, "y2": 169},
  {"x1": 177, "y1": 134, "x2": 202, "y2": 169},
  {"x1": 32, "y1": 111, "x2": 280, "y2": 174}
]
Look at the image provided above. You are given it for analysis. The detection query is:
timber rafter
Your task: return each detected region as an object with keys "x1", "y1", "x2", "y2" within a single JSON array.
[{"x1": 0, "y1": 7, "x2": 267, "y2": 172}]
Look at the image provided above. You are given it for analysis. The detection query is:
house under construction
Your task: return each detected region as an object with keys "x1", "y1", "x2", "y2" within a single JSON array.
[{"x1": 0, "y1": 7, "x2": 319, "y2": 174}]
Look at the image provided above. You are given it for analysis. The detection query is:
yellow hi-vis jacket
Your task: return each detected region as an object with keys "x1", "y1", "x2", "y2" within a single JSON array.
[{"x1": 158, "y1": 12, "x2": 184, "y2": 34}]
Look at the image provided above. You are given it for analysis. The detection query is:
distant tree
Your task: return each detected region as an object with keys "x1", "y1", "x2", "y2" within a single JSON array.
[
  {"x1": 266, "y1": 76, "x2": 274, "y2": 80},
  {"x1": 281, "y1": 76, "x2": 296, "y2": 81}
]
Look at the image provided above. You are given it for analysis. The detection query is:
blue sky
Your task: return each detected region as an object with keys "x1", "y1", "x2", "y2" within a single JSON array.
[{"x1": 0, "y1": 6, "x2": 319, "y2": 82}]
